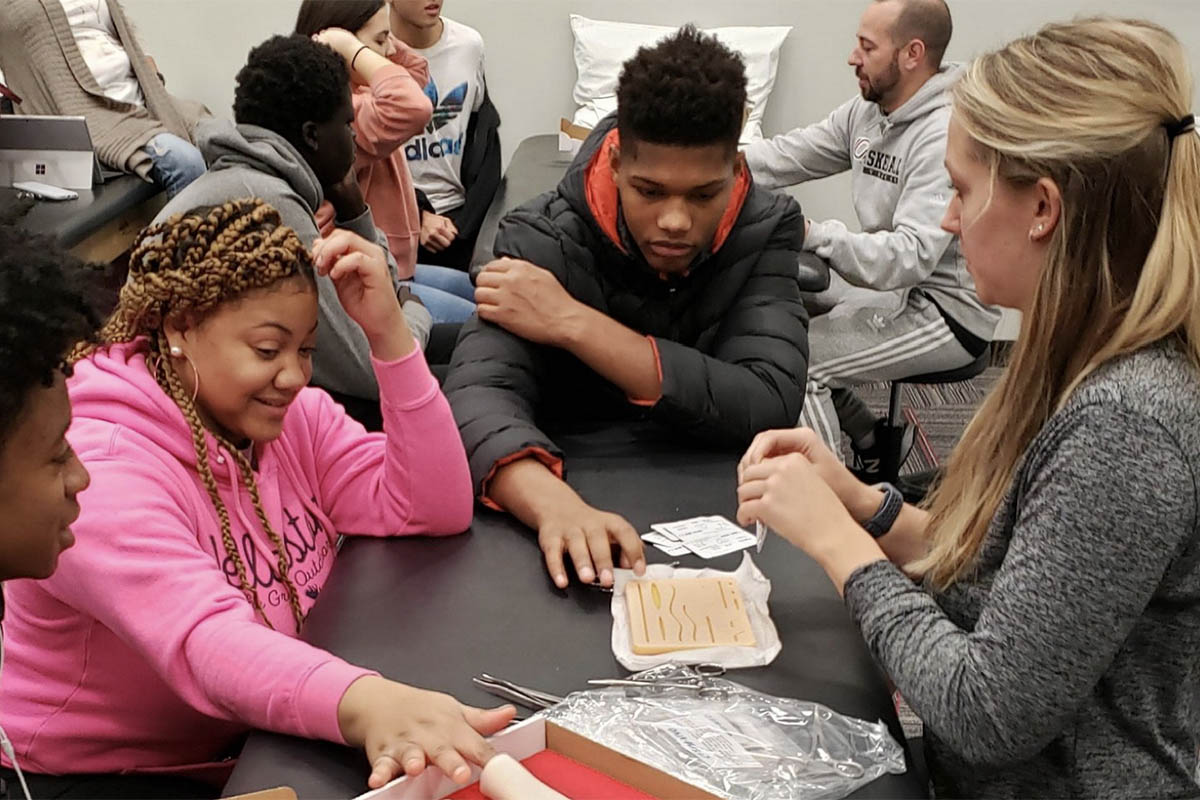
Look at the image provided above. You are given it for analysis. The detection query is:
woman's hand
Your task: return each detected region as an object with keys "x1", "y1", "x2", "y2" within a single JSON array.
[
  {"x1": 312, "y1": 28, "x2": 363, "y2": 66},
  {"x1": 737, "y1": 454, "x2": 886, "y2": 593},
  {"x1": 312, "y1": 230, "x2": 414, "y2": 361},
  {"x1": 737, "y1": 453, "x2": 855, "y2": 551},
  {"x1": 338, "y1": 676, "x2": 516, "y2": 789},
  {"x1": 739, "y1": 428, "x2": 882, "y2": 523}
]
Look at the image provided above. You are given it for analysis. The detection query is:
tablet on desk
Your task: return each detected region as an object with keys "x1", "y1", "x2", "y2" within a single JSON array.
[{"x1": 0, "y1": 115, "x2": 97, "y2": 191}]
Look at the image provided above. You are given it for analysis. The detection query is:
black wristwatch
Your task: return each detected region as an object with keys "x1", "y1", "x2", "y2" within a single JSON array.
[{"x1": 862, "y1": 482, "x2": 903, "y2": 539}]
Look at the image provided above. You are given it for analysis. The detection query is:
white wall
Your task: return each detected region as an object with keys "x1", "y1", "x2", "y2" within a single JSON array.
[
  {"x1": 125, "y1": 0, "x2": 1200, "y2": 230},
  {"x1": 120, "y1": 0, "x2": 1200, "y2": 341}
]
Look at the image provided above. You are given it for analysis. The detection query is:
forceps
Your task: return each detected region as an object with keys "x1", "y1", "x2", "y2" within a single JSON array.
[
  {"x1": 586, "y1": 663, "x2": 729, "y2": 697},
  {"x1": 472, "y1": 673, "x2": 564, "y2": 710}
]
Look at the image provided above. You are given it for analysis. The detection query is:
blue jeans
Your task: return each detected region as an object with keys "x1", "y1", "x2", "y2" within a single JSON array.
[
  {"x1": 144, "y1": 132, "x2": 206, "y2": 197},
  {"x1": 411, "y1": 263, "x2": 475, "y2": 324}
]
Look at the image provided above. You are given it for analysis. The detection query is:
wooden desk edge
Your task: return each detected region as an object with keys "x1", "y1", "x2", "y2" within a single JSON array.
[{"x1": 70, "y1": 192, "x2": 167, "y2": 263}]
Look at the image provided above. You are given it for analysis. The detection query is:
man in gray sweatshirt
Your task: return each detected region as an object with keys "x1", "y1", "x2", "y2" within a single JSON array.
[
  {"x1": 154, "y1": 35, "x2": 432, "y2": 402},
  {"x1": 745, "y1": 0, "x2": 998, "y2": 475}
]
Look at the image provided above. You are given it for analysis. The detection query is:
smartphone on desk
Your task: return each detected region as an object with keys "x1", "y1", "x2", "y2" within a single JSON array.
[{"x1": 11, "y1": 181, "x2": 78, "y2": 201}]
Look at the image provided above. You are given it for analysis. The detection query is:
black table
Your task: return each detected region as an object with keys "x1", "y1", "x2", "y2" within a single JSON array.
[
  {"x1": 0, "y1": 173, "x2": 164, "y2": 262},
  {"x1": 471, "y1": 134, "x2": 572, "y2": 267},
  {"x1": 223, "y1": 426, "x2": 929, "y2": 799}
]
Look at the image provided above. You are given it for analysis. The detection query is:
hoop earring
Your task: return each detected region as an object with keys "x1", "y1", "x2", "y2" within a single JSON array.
[{"x1": 183, "y1": 353, "x2": 201, "y2": 405}]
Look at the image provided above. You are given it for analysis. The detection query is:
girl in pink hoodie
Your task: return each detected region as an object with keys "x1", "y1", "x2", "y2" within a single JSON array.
[
  {"x1": 0, "y1": 229, "x2": 97, "y2": 800},
  {"x1": 0, "y1": 199, "x2": 512, "y2": 797},
  {"x1": 300, "y1": 0, "x2": 476, "y2": 325}
]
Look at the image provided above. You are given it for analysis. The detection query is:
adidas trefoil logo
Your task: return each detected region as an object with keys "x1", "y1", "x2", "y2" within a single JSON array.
[{"x1": 423, "y1": 76, "x2": 468, "y2": 133}]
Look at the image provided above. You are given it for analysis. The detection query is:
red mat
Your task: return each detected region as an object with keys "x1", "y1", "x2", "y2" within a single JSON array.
[{"x1": 447, "y1": 750, "x2": 658, "y2": 800}]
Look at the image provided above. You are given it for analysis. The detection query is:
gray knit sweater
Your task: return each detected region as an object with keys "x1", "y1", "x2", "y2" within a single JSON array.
[{"x1": 845, "y1": 341, "x2": 1200, "y2": 798}]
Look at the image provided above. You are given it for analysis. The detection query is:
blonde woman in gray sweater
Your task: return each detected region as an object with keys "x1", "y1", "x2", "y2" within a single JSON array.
[{"x1": 738, "y1": 18, "x2": 1200, "y2": 798}]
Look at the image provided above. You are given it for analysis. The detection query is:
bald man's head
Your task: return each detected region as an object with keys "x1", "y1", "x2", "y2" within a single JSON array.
[{"x1": 877, "y1": 0, "x2": 953, "y2": 68}]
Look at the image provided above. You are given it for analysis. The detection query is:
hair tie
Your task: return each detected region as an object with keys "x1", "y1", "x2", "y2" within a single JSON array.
[
  {"x1": 350, "y1": 44, "x2": 370, "y2": 73},
  {"x1": 1164, "y1": 113, "x2": 1195, "y2": 140}
]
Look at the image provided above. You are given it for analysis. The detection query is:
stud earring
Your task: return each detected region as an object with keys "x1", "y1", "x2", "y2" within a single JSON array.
[{"x1": 169, "y1": 345, "x2": 183, "y2": 357}]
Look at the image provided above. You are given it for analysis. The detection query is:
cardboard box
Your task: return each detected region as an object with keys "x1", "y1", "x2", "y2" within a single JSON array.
[
  {"x1": 558, "y1": 118, "x2": 591, "y2": 156},
  {"x1": 354, "y1": 716, "x2": 720, "y2": 800},
  {"x1": 558, "y1": 107, "x2": 749, "y2": 157},
  {"x1": 227, "y1": 788, "x2": 297, "y2": 800}
]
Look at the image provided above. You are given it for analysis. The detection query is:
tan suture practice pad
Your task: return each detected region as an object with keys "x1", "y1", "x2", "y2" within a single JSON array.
[{"x1": 625, "y1": 577, "x2": 756, "y2": 655}]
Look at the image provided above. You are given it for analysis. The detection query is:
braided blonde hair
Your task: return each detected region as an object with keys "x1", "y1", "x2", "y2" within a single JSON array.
[{"x1": 75, "y1": 198, "x2": 321, "y2": 631}]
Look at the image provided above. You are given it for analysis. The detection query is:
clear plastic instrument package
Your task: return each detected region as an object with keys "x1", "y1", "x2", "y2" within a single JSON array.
[{"x1": 542, "y1": 663, "x2": 907, "y2": 800}]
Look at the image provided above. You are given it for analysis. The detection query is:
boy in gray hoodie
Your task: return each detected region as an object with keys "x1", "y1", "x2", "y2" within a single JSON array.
[
  {"x1": 745, "y1": 0, "x2": 998, "y2": 475},
  {"x1": 154, "y1": 35, "x2": 432, "y2": 402}
]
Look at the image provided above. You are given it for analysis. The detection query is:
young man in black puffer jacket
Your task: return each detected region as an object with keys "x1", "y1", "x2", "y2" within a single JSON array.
[{"x1": 444, "y1": 26, "x2": 827, "y2": 591}]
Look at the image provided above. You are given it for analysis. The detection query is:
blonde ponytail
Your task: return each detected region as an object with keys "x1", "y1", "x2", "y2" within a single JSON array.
[{"x1": 911, "y1": 19, "x2": 1200, "y2": 588}]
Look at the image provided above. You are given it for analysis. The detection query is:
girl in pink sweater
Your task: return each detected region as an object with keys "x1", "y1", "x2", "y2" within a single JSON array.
[
  {"x1": 300, "y1": 0, "x2": 476, "y2": 325},
  {"x1": 0, "y1": 199, "x2": 512, "y2": 797}
]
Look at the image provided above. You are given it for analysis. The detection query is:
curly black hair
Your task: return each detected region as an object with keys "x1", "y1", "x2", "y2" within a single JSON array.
[
  {"x1": 617, "y1": 25, "x2": 747, "y2": 153},
  {"x1": 0, "y1": 225, "x2": 101, "y2": 447},
  {"x1": 233, "y1": 34, "x2": 350, "y2": 148}
]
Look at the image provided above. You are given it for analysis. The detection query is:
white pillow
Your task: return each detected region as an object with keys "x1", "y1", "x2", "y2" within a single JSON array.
[{"x1": 569, "y1": 15, "x2": 792, "y2": 146}]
